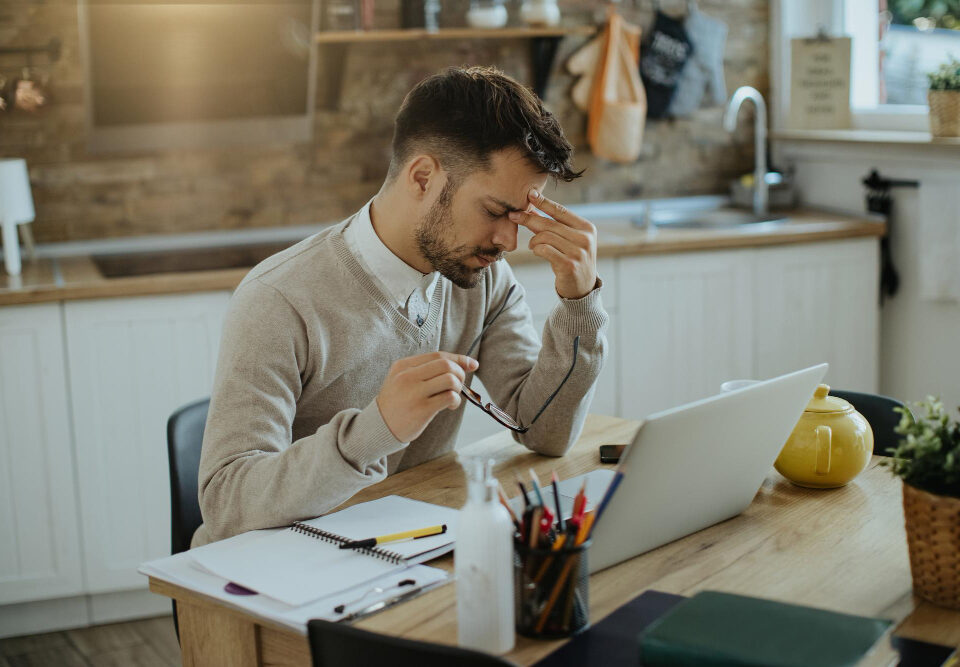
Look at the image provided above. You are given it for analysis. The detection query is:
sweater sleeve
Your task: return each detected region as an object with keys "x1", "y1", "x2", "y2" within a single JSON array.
[
  {"x1": 473, "y1": 262, "x2": 608, "y2": 457},
  {"x1": 196, "y1": 278, "x2": 406, "y2": 544}
]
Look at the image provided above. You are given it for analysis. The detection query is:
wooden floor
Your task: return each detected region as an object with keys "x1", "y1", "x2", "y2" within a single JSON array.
[{"x1": 0, "y1": 616, "x2": 180, "y2": 667}]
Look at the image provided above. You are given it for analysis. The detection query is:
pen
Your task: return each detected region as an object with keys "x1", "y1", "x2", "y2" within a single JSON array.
[
  {"x1": 571, "y1": 480, "x2": 586, "y2": 521},
  {"x1": 339, "y1": 524, "x2": 447, "y2": 550},
  {"x1": 533, "y1": 533, "x2": 567, "y2": 583},
  {"x1": 497, "y1": 482, "x2": 522, "y2": 532},
  {"x1": 535, "y1": 554, "x2": 578, "y2": 633},
  {"x1": 575, "y1": 510, "x2": 594, "y2": 545},
  {"x1": 551, "y1": 471, "x2": 564, "y2": 532},
  {"x1": 529, "y1": 469, "x2": 554, "y2": 528},
  {"x1": 516, "y1": 475, "x2": 531, "y2": 510},
  {"x1": 528, "y1": 506, "x2": 542, "y2": 549},
  {"x1": 338, "y1": 584, "x2": 427, "y2": 623},
  {"x1": 591, "y1": 470, "x2": 624, "y2": 533},
  {"x1": 528, "y1": 468, "x2": 546, "y2": 506}
]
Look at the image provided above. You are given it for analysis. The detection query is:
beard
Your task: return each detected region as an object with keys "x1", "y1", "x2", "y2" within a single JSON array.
[{"x1": 415, "y1": 180, "x2": 503, "y2": 289}]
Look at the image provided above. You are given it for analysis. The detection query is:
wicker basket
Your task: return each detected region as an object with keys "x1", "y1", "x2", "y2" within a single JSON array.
[
  {"x1": 902, "y1": 482, "x2": 960, "y2": 609},
  {"x1": 928, "y1": 90, "x2": 960, "y2": 137}
]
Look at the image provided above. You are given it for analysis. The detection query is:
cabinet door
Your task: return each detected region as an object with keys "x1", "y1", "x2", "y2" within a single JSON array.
[
  {"x1": 0, "y1": 303, "x2": 83, "y2": 605},
  {"x1": 752, "y1": 240, "x2": 879, "y2": 392},
  {"x1": 618, "y1": 250, "x2": 754, "y2": 418},
  {"x1": 65, "y1": 291, "x2": 231, "y2": 593}
]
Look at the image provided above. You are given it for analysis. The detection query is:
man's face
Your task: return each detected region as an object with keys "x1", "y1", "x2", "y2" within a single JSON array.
[{"x1": 415, "y1": 149, "x2": 550, "y2": 289}]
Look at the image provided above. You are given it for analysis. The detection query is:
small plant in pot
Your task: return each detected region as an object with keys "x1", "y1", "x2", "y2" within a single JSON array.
[
  {"x1": 927, "y1": 56, "x2": 960, "y2": 137},
  {"x1": 883, "y1": 398, "x2": 960, "y2": 609}
]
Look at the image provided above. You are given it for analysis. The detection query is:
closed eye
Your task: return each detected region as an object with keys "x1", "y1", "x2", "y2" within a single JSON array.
[{"x1": 484, "y1": 208, "x2": 506, "y2": 219}]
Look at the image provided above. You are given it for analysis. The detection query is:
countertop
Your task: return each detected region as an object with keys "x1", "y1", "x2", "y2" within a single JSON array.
[{"x1": 0, "y1": 209, "x2": 885, "y2": 307}]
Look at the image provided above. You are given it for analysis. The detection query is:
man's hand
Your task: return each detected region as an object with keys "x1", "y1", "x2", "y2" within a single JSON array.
[
  {"x1": 377, "y1": 351, "x2": 478, "y2": 443},
  {"x1": 509, "y1": 189, "x2": 598, "y2": 300}
]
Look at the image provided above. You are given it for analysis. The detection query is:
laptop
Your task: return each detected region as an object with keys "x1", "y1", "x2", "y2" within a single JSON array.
[{"x1": 553, "y1": 364, "x2": 828, "y2": 574}]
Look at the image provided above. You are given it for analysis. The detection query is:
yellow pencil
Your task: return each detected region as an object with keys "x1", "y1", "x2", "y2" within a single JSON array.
[
  {"x1": 576, "y1": 510, "x2": 595, "y2": 545},
  {"x1": 339, "y1": 524, "x2": 447, "y2": 549}
]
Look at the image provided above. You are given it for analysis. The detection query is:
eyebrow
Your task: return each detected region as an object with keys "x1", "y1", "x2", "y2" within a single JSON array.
[{"x1": 484, "y1": 196, "x2": 525, "y2": 214}]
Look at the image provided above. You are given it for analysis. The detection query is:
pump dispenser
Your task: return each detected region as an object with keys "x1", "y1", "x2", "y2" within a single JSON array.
[{"x1": 456, "y1": 457, "x2": 515, "y2": 654}]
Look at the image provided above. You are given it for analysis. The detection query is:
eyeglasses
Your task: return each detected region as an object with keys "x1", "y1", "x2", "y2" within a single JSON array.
[{"x1": 459, "y1": 285, "x2": 581, "y2": 433}]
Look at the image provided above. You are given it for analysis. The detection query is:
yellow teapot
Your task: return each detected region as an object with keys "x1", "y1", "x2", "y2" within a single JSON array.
[{"x1": 774, "y1": 384, "x2": 874, "y2": 488}]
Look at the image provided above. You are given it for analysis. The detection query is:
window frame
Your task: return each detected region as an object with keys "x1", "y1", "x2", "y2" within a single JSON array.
[{"x1": 771, "y1": 0, "x2": 931, "y2": 133}]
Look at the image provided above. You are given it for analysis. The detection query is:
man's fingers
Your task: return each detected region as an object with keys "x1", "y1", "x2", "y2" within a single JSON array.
[
  {"x1": 427, "y1": 391, "x2": 462, "y2": 413},
  {"x1": 405, "y1": 357, "x2": 467, "y2": 383},
  {"x1": 527, "y1": 189, "x2": 593, "y2": 231},
  {"x1": 398, "y1": 351, "x2": 478, "y2": 374},
  {"x1": 529, "y1": 231, "x2": 582, "y2": 259},
  {"x1": 422, "y1": 373, "x2": 463, "y2": 398},
  {"x1": 432, "y1": 351, "x2": 478, "y2": 372},
  {"x1": 511, "y1": 209, "x2": 581, "y2": 241},
  {"x1": 531, "y1": 242, "x2": 569, "y2": 268}
]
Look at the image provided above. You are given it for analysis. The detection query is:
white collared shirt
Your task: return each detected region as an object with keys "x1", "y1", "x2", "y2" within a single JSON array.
[{"x1": 344, "y1": 200, "x2": 440, "y2": 327}]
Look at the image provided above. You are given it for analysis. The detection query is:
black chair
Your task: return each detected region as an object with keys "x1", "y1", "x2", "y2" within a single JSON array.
[
  {"x1": 307, "y1": 619, "x2": 516, "y2": 667},
  {"x1": 830, "y1": 389, "x2": 906, "y2": 457},
  {"x1": 166, "y1": 397, "x2": 211, "y2": 640}
]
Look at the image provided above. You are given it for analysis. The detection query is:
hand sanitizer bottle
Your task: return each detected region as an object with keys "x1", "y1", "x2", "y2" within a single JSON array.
[{"x1": 456, "y1": 458, "x2": 515, "y2": 654}]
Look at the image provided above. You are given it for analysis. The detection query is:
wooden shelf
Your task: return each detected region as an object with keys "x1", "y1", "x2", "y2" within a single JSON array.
[{"x1": 314, "y1": 25, "x2": 595, "y2": 44}]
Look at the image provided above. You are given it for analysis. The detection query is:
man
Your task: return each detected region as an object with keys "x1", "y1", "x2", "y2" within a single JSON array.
[{"x1": 193, "y1": 66, "x2": 608, "y2": 547}]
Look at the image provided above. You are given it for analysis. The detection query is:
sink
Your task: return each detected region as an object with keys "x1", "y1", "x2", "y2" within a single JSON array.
[
  {"x1": 93, "y1": 241, "x2": 294, "y2": 278},
  {"x1": 633, "y1": 207, "x2": 786, "y2": 229}
]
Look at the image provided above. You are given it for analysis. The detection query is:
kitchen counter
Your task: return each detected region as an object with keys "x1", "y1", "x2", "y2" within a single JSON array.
[{"x1": 0, "y1": 209, "x2": 884, "y2": 307}]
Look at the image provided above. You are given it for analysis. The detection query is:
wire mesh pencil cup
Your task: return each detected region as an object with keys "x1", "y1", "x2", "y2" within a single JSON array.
[{"x1": 514, "y1": 539, "x2": 591, "y2": 638}]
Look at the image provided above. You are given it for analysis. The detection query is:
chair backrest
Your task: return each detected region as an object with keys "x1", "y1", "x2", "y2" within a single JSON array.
[
  {"x1": 167, "y1": 398, "x2": 210, "y2": 555},
  {"x1": 829, "y1": 389, "x2": 906, "y2": 457},
  {"x1": 307, "y1": 619, "x2": 516, "y2": 667}
]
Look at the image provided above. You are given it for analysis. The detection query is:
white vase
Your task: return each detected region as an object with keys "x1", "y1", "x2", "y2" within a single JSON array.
[
  {"x1": 467, "y1": 3, "x2": 508, "y2": 29},
  {"x1": 520, "y1": 0, "x2": 560, "y2": 27}
]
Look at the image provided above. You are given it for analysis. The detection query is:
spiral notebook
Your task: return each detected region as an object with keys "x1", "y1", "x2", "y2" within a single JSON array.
[{"x1": 191, "y1": 495, "x2": 458, "y2": 607}]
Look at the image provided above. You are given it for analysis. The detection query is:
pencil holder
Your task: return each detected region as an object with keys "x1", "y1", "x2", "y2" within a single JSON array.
[{"x1": 514, "y1": 539, "x2": 591, "y2": 638}]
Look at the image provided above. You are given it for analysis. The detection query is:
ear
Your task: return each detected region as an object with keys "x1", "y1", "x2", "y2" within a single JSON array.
[{"x1": 405, "y1": 154, "x2": 442, "y2": 200}]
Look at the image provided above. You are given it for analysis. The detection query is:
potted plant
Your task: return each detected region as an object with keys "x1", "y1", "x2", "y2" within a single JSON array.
[
  {"x1": 883, "y1": 398, "x2": 960, "y2": 609},
  {"x1": 927, "y1": 57, "x2": 960, "y2": 137}
]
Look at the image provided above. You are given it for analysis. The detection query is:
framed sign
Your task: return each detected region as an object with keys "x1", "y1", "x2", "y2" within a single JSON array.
[{"x1": 788, "y1": 36, "x2": 852, "y2": 130}]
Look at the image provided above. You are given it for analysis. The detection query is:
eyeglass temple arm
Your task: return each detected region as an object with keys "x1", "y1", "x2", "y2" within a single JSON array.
[{"x1": 524, "y1": 335, "x2": 580, "y2": 429}]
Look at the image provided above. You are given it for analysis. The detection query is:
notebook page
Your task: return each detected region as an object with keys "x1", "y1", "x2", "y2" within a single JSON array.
[
  {"x1": 191, "y1": 528, "x2": 401, "y2": 606},
  {"x1": 140, "y1": 549, "x2": 448, "y2": 634},
  {"x1": 301, "y1": 495, "x2": 459, "y2": 560}
]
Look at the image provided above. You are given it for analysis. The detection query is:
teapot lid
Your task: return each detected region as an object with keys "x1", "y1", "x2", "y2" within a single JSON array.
[{"x1": 805, "y1": 384, "x2": 852, "y2": 414}]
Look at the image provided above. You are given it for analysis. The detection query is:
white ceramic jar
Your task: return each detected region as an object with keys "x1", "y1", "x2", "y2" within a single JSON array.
[
  {"x1": 520, "y1": 0, "x2": 560, "y2": 27},
  {"x1": 467, "y1": 0, "x2": 508, "y2": 29}
]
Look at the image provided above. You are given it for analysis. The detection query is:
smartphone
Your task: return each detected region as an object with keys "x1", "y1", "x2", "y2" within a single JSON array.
[{"x1": 598, "y1": 444, "x2": 627, "y2": 464}]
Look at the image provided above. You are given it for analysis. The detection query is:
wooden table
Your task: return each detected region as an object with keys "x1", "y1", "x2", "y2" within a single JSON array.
[{"x1": 149, "y1": 415, "x2": 960, "y2": 666}]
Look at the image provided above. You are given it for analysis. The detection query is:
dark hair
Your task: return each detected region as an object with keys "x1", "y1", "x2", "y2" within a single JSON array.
[{"x1": 388, "y1": 66, "x2": 582, "y2": 184}]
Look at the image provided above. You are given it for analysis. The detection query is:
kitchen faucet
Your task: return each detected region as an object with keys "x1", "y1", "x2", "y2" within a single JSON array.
[{"x1": 723, "y1": 86, "x2": 768, "y2": 216}]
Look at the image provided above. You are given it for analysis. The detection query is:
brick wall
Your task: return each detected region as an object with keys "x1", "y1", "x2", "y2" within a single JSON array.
[{"x1": 0, "y1": 0, "x2": 766, "y2": 243}]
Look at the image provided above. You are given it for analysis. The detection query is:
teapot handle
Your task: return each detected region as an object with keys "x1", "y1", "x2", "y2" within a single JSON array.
[{"x1": 815, "y1": 425, "x2": 832, "y2": 475}]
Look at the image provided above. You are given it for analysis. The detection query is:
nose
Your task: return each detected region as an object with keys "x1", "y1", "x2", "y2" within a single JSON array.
[{"x1": 491, "y1": 217, "x2": 518, "y2": 252}]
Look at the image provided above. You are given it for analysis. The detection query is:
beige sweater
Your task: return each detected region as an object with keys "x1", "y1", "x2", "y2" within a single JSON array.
[{"x1": 192, "y1": 213, "x2": 608, "y2": 547}]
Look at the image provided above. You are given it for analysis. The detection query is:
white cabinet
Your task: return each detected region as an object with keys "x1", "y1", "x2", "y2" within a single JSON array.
[
  {"x1": 0, "y1": 304, "x2": 84, "y2": 605},
  {"x1": 617, "y1": 250, "x2": 754, "y2": 417},
  {"x1": 64, "y1": 291, "x2": 230, "y2": 593},
  {"x1": 752, "y1": 239, "x2": 879, "y2": 392}
]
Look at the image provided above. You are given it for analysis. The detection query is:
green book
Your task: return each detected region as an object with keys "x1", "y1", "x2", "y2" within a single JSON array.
[{"x1": 638, "y1": 591, "x2": 892, "y2": 667}]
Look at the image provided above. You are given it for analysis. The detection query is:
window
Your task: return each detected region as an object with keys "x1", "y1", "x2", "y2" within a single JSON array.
[
  {"x1": 773, "y1": 0, "x2": 960, "y2": 131},
  {"x1": 883, "y1": 0, "x2": 960, "y2": 104}
]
